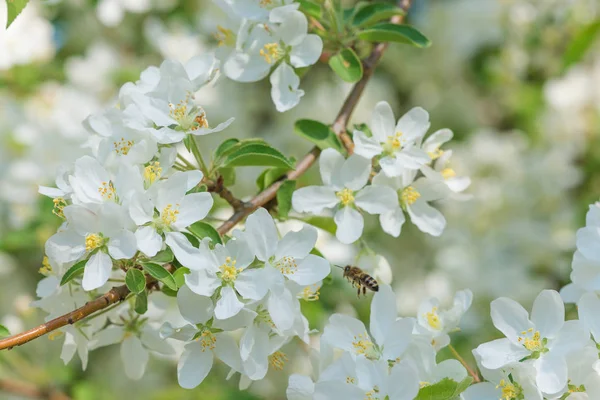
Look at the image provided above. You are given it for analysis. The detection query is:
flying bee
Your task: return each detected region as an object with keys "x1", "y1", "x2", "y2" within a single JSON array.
[{"x1": 336, "y1": 265, "x2": 379, "y2": 297}]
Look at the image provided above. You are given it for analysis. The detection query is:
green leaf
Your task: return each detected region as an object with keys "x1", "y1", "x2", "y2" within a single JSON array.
[
  {"x1": 141, "y1": 263, "x2": 177, "y2": 291},
  {"x1": 182, "y1": 232, "x2": 200, "y2": 248},
  {"x1": 213, "y1": 138, "x2": 240, "y2": 159},
  {"x1": 161, "y1": 286, "x2": 178, "y2": 297},
  {"x1": 414, "y1": 377, "x2": 473, "y2": 400},
  {"x1": 6, "y1": 0, "x2": 29, "y2": 28},
  {"x1": 152, "y1": 247, "x2": 174, "y2": 263},
  {"x1": 125, "y1": 268, "x2": 146, "y2": 294},
  {"x1": 217, "y1": 167, "x2": 236, "y2": 186},
  {"x1": 352, "y1": 3, "x2": 406, "y2": 28},
  {"x1": 310, "y1": 247, "x2": 324, "y2": 258},
  {"x1": 301, "y1": 215, "x2": 337, "y2": 235},
  {"x1": 173, "y1": 267, "x2": 190, "y2": 288},
  {"x1": 256, "y1": 165, "x2": 292, "y2": 191},
  {"x1": 60, "y1": 260, "x2": 87, "y2": 286},
  {"x1": 221, "y1": 143, "x2": 294, "y2": 169},
  {"x1": 294, "y1": 119, "x2": 343, "y2": 151},
  {"x1": 298, "y1": 0, "x2": 322, "y2": 19},
  {"x1": 0, "y1": 324, "x2": 10, "y2": 338},
  {"x1": 358, "y1": 23, "x2": 431, "y2": 48},
  {"x1": 329, "y1": 48, "x2": 364, "y2": 83},
  {"x1": 134, "y1": 291, "x2": 148, "y2": 314},
  {"x1": 188, "y1": 221, "x2": 223, "y2": 245},
  {"x1": 563, "y1": 20, "x2": 600, "y2": 70},
  {"x1": 277, "y1": 180, "x2": 296, "y2": 219}
]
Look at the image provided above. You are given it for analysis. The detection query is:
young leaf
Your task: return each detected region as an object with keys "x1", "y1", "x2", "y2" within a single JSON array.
[
  {"x1": 301, "y1": 215, "x2": 337, "y2": 235},
  {"x1": 213, "y1": 138, "x2": 240, "y2": 159},
  {"x1": 188, "y1": 221, "x2": 223, "y2": 245},
  {"x1": 358, "y1": 23, "x2": 431, "y2": 48},
  {"x1": 414, "y1": 377, "x2": 473, "y2": 400},
  {"x1": 6, "y1": 0, "x2": 29, "y2": 28},
  {"x1": 277, "y1": 180, "x2": 296, "y2": 219},
  {"x1": 125, "y1": 268, "x2": 146, "y2": 294},
  {"x1": 221, "y1": 143, "x2": 294, "y2": 169},
  {"x1": 161, "y1": 286, "x2": 178, "y2": 297},
  {"x1": 152, "y1": 247, "x2": 174, "y2": 263},
  {"x1": 0, "y1": 324, "x2": 10, "y2": 338},
  {"x1": 217, "y1": 167, "x2": 236, "y2": 186},
  {"x1": 173, "y1": 267, "x2": 190, "y2": 288},
  {"x1": 329, "y1": 48, "x2": 364, "y2": 83},
  {"x1": 352, "y1": 3, "x2": 406, "y2": 28},
  {"x1": 294, "y1": 119, "x2": 343, "y2": 151},
  {"x1": 141, "y1": 263, "x2": 177, "y2": 291},
  {"x1": 256, "y1": 166, "x2": 292, "y2": 191},
  {"x1": 298, "y1": 0, "x2": 322, "y2": 19},
  {"x1": 134, "y1": 291, "x2": 148, "y2": 314},
  {"x1": 60, "y1": 259, "x2": 87, "y2": 286},
  {"x1": 563, "y1": 20, "x2": 600, "y2": 70}
]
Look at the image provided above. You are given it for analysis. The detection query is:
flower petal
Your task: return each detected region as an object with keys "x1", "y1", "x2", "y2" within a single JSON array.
[
  {"x1": 184, "y1": 269, "x2": 221, "y2": 297},
  {"x1": 370, "y1": 284, "x2": 396, "y2": 346},
  {"x1": 82, "y1": 251, "x2": 113, "y2": 291},
  {"x1": 245, "y1": 208, "x2": 278, "y2": 261},
  {"x1": 534, "y1": 353, "x2": 568, "y2": 395},
  {"x1": 172, "y1": 192, "x2": 214, "y2": 230},
  {"x1": 177, "y1": 341, "x2": 214, "y2": 389},
  {"x1": 121, "y1": 336, "x2": 149, "y2": 380},
  {"x1": 290, "y1": 34, "x2": 322, "y2": 68},
  {"x1": 490, "y1": 297, "x2": 533, "y2": 344},
  {"x1": 270, "y1": 62, "x2": 304, "y2": 112},
  {"x1": 320, "y1": 148, "x2": 345, "y2": 188},
  {"x1": 379, "y1": 207, "x2": 405, "y2": 237},
  {"x1": 215, "y1": 286, "x2": 244, "y2": 320},
  {"x1": 395, "y1": 107, "x2": 430, "y2": 141},
  {"x1": 177, "y1": 284, "x2": 214, "y2": 324},
  {"x1": 322, "y1": 314, "x2": 368, "y2": 354},
  {"x1": 340, "y1": 155, "x2": 371, "y2": 191},
  {"x1": 292, "y1": 186, "x2": 339, "y2": 213},
  {"x1": 371, "y1": 101, "x2": 395, "y2": 142},
  {"x1": 288, "y1": 254, "x2": 331, "y2": 285},
  {"x1": 334, "y1": 207, "x2": 364, "y2": 244},
  {"x1": 107, "y1": 230, "x2": 137, "y2": 259},
  {"x1": 275, "y1": 225, "x2": 318, "y2": 260},
  {"x1": 406, "y1": 200, "x2": 446, "y2": 237},
  {"x1": 355, "y1": 185, "x2": 398, "y2": 214},
  {"x1": 388, "y1": 361, "x2": 419, "y2": 400},
  {"x1": 135, "y1": 226, "x2": 163, "y2": 257},
  {"x1": 530, "y1": 290, "x2": 564, "y2": 339},
  {"x1": 476, "y1": 338, "x2": 530, "y2": 369},
  {"x1": 353, "y1": 130, "x2": 383, "y2": 159}
]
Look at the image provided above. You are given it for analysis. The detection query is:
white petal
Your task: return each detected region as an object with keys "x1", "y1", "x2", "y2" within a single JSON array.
[
  {"x1": 292, "y1": 186, "x2": 339, "y2": 213},
  {"x1": 276, "y1": 9, "x2": 307, "y2": 46},
  {"x1": 214, "y1": 332, "x2": 242, "y2": 371},
  {"x1": 270, "y1": 63, "x2": 304, "y2": 112},
  {"x1": 340, "y1": 155, "x2": 371, "y2": 191},
  {"x1": 322, "y1": 314, "x2": 368, "y2": 354},
  {"x1": 370, "y1": 284, "x2": 396, "y2": 345},
  {"x1": 388, "y1": 361, "x2": 419, "y2": 400},
  {"x1": 267, "y1": 288, "x2": 296, "y2": 331},
  {"x1": 490, "y1": 297, "x2": 533, "y2": 344},
  {"x1": 239, "y1": 325, "x2": 270, "y2": 380},
  {"x1": 121, "y1": 336, "x2": 149, "y2": 380},
  {"x1": 353, "y1": 130, "x2": 383, "y2": 159},
  {"x1": 530, "y1": 290, "x2": 564, "y2": 339},
  {"x1": 461, "y1": 383, "x2": 502, "y2": 400},
  {"x1": 549, "y1": 320, "x2": 588, "y2": 355},
  {"x1": 578, "y1": 292, "x2": 600, "y2": 341},
  {"x1": 534, "y1": 354, "x2": 568, "y2": 394},
  {"x1": 422, "y1": 128, "x2": 453, "y2": 153},
  {"x1": 379, "y1": 207, "x2": 405, "y2": 237},
  {"x1": 177, "y1": 341, "x2": 214, "y2": 389},
  {"x1": 244, "y1": 208, "x2": 278, "y2": 261},
  {"x1": 172, "y1": 193, "x2": 214, "y2": 230},
  {"x1": 177, "y1": 284, "x2": 214, "y2": 324},
  {"x1": 90, "y1": 326, "x2": 125, "y2": 349},
  {"x1": 82, "y1": 251, "x2": 113, "y2": 291},
  {"x1": 320, "y1": 148, "x2": 345, "y2": 187},
  {"x1": 107, "y1": 230, "x2": 137, "y2": 259},
  {"x1": 235, "y1": 269, "x2": 269, "y2": 301},
  {"x1": 576, "y1": 227, "x2": 600, "y2": 262},
  {"x1": 407, "y1": 200, "x2": 446, "y2": 236},
  {"x1": 215, "y1": 286, "x2": 244, "y2": 320},
  {"x1": 288, "y1": 254, "x2": 331, "y2": 285},
  {"x1": 334, "y1": 207, "x2": 364, "y2": 244},
  {"x1": 129, "y1": 193, "x2": 154, "y2": 225},
  {"x1": 224, "y1": 51, "x2": 271, "y2": 83},
  {"x1": 140, "y1": 327, "x2": 174, "y2": 355},
  {"x1": 314, "y1": 381, "x2": 364, "y2": 400},
  {"x1": 275, "y1": 225, "x2": 317, "y2": 260},
  {"x1": 476, "y1": 338, "x2": 531, "y2": 369},
  {"x1": 290, "y1": 34, "x2": 322, "y2": 68},
  {"x1": 433, "y1": 359, "x2": 468, "y2": 382},
  {"x1": 135, "y1": 226, "x2": 163, "y2": 257},
  {"x1": 371, "y1": 101, "x2": 395, "y2": 142},
  {"x1": 395, "y1": 107, "x2": 430, "y2": 141},
  {"x1": 45, "y1": 230, "x2": 86, "y2": 264},
  {"x1": 165, "y1": 232, "x2": 218, "y2": 270},
  {"x1": 381, "y1": 318, "x2": 414, "y2": 360},
  {"x1": 286, "y1": 374, "x2": 314, "y2": 400},
  {"x1": 355, "y1": 185, "x2": 398, "y2": 214},
  {"x1": 185, "y1": 269, "x2": 221, "y2": 297}
]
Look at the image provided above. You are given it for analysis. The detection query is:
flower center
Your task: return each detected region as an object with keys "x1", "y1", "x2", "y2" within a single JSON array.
[
  {"x1": 256, "y1": 306, "x2": 276, "y2": 328},
  {"x1": 85, "y1": 233, "x2": 104, "y2": 251},
  {"x1": 98, "y1": 181, "x2": 116, "y2": 201},
  {"x1": 424, "y1": 307, "x2": 441, "y2": 330},
  {"x1": 401, "y1": 186, "x2": 420, "y2": 206},
  {"x1": 497, "y1": 379, "x2": 521, "y2": 400},
  {"x1": 144, "y1": 162, "x2": 162, "y2": 186},
  {"x1": 214, "y1": 25, "x2": 235, "y2": 47},
  {"x1": 260, "y1": 43, "x2": 284, "y2": 64},
  {"x1": 39, "y1": 256, "x2": 52, "y2": 276},
  {"x1": 169, "y1": 99, "x2": 188, "y2": 122},
  {"x1": 346, "y1": 376, "x2": 356, "y2": 384},
  {"x1": 336, "y1": 188, "x2": 355, "y2": 206},
  {"x1": 299, "y1": 284, "x2": 320, "y2": 301},
  {"x1": 364, "y1": 386, "x2": 380, "y2": 400},
  {"x1": 517, "y1": 328, "x2": 544, "y2": 352},
  {"x1": 197, "y1": 330, "x2": 217, "y2": 352},
  {"x1": 441, "y1": 168, "x2": 456, "y2": 179},
  {"x1": 428, "y1": 148, "x2": 444, "y2": 160},
  {"x1": 352, "y1": 333, "x2": 375, "y2": 357},
  {"x1": 269, "y1": 351, "x2": 288, "y2": 370},
  {"x1": 113, "y1": 137, "x2": 134, "y2": 155},
  {"x1": 219, "y1": 256, "x2": 242, "y2": 282},
  {"x1": 161, "y1": 204, "x2": 180, "y2": 226},
  {"x1": 275, "y1": 256, "x2": 298, "y2": 275},
  {"x1": 52, "y1": 197, "x2": 67, "y2": 218},
  {"x1": 191, "y1": 114, "x2": 209, "y2": 130},
  {"x1": 386, "y1": 131, "x2": 404, "y2": 151}
]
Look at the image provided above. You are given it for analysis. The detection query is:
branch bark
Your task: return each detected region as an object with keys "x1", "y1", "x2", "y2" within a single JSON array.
[
  {"x1": 0, "y1": 379, "x2": 71, "y2": 399},
  {"x1": 0, "y1": 0, "x2": 413, "y2": 351}
]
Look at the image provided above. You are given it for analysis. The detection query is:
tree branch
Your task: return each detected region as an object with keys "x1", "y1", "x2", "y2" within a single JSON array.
[
  {"x1": 206, "y1": 175, "x2": 246, "y2": 211},
  {"x1": 0, "y1": 0, "x2": 413, "y2": 351},
  {"x1": 0, "y1": 379, "x2": 70, "y2": 400}
]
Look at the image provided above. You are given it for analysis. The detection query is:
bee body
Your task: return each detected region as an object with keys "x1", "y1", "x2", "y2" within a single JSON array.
[{"x1": 342, "y1": 265, "x2": 379, "y2": 297}]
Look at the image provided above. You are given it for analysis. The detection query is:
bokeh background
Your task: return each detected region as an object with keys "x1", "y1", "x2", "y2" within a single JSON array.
[{"x1": 1, "y1": 0, "x2": 599, "y2": 398}]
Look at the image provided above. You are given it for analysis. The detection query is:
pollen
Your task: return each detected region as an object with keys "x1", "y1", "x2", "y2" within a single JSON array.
[
  {"x1": 39, "y1": 256, "x2": 52, "y2": 276},
  {"x1": 98, "y1": 181, "x2": 116, "y2": 201},
  {"x1": 260, "y1": 43, "x2": 284, "y2": 64},
  {"x1": 300, "y1": 284, "x2": 320, "y2": 301},
  {"x1": 517, "y1": 328, "x2": 544, "y2": 352},
  {"x1": 336, "y1": 188, "x2": 355, "y2": 206},
  {"x1": 269, "y1": 351, "x2": 288, "y2": 370},
  {"x1": 219, "y1": 256, "x2": 242, "y2": 282},
  {"x1": 365, "y1": 386, "x2": 380, "y2": 400},
  {"x1": 197, "y1": 330, "x2": 217, "y2": 352},
  {"x1": 52, "y1": 197, "x2": 67, "y2": 218},
  {"x1": 85, "y1": 233, "x2": 103, "y2": 251},
  {"x1": 275, "y1": 256, "x2": 298, "y2": 275},
  {"x1": 161, "y1": 204, "x2": 180, "y2": 226},
  {"x1": 428, "y1": 148, "x2": 444, "y2": 160},
  {"x1": 424, "y1": 307, "x2": 442, "y2": 330},
  {"x1": 497, "y1": 379, "x2": 520, "y2": 400},
  {"x1": 401, "y1": 186, "x2": 420, "y2": 206},
  {"x1": 352, "y1": 333, "x2": 374, "y2": 356},
  {"x1": 144, "y1": 161, "x2": 162, "y2": 185},
  {"x1": 113, "y1": 137, "x2": 134, "y2": 155},
  {"x1": 346, "y1": 376, "x2": 356, "y2": 384},
  {"x1": 441, "y1": 168, "x2": 456, "y2": 179},
  {"x1": 192, "y1": 114, "x2": 209, "y2": 130},
  {"x1": 214, "y1": 25, "x2": 235, "y2": 47},
  {"x1": 386, "y1": 131, "x2": 404, "y2": 151}
]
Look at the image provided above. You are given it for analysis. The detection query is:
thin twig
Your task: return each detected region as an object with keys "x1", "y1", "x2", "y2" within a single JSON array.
[
  {"x1": 0, "y1": 378, "x2": 70, "y2": 400},
  {"x1": 0, "y1": 0, "x2": 414, "y2": 351},
  {"x1": 206, "y1": 175, "x2": 246, "y2": 211},
  {"x1": 448, "y1": 344, "x2": 481, "y2": 383}
]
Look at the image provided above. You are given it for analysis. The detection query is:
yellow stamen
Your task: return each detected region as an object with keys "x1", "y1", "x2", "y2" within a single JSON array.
[
  {"x1": 260, "y1": 43, "x2": 284, "y2": 64},
  {"x1": 346, "y1": 376, "x2": 356, "y2": 384},
  {"x1": 214, "y1": 25, "x2": 235, "y2": 47},
  {"x1": 386, "y1": 131, "x2": 403, "y2": 151},
  {"x1": 365, "y1": 386, "x2": 380, "y2": 400},
  {"x1": 424, "y1": 307, "x2": 441, "y2": 330},
  {"x1": 441, "y1": 168, "x2": 456, "y2": 179},
  {"x1": 144, "y1": 162, "x2": 162, "y2": 185},
  {"x1": 52, "y1": 197, "x2": 67, "y2": 218},
  {"x1": 517, "y1": 328, "x2": 543, "y2": 352},
  {"x1": 39, "y1": 256, "x2": 52, "y2": 276},
  {"x1": 192, "y1": 114, "x2": 209, "y2": 130},
  {"x1": 428, "y1": 149, "x2": 444, "y2": 160},
  {"x1": 352, "y1": 333, "x2": 374, "y2": 356},
  {"x1": 197, "y1": 330, "x2": 217, "y2": 352},
  {"x1": 336, "y1": 188, "x2": 355, "y2": 206},
  {"x1": 269, "y1": 351, "x2": 288, "y2": 370},
  {"x1": 275, "y1": 256, "x2": 298, "y2": 275},
  {"x1": 169, "y1": 99, "x2": 188, "y2": 122},
  {"x1": 219, "y1": 256, "x2": 242, "y2": 282},
  {"x1": 85, "y1": 233, "x2": 103, "y2": 251},
  {"x1": 300, "y1": 284, "x2": 320, "y2": 301},
  {"x1": 496, "y1": 379, "x2": 520, "y2": 400},
  {"x1": 161, "y1": 204, "x2": 180, "y2": 226},
  {"x1": 401, "y1": 186, "x2": 420, "y2": 205},
  {"x1": 98, "y1": 181, "x2": 116, "y2": 201},
  {"x1": 113, "y1": 137, "x2": 134, "y2": 155}
]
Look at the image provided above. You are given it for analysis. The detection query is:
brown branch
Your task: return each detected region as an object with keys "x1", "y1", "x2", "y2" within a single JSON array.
[
  {"x1": 0, "y1": 0, "x2": 413, "y2": 351},
  {"x1": 0, "y1": 379, "x2": 70, "y2": 400},
  {"x1": 206, "y1": 175, "x2": 246, "y2": 211}
]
